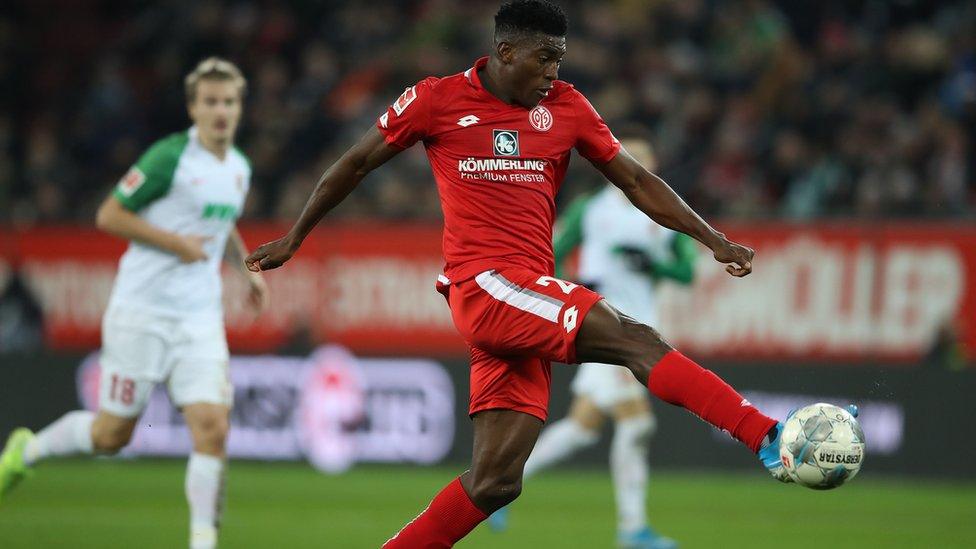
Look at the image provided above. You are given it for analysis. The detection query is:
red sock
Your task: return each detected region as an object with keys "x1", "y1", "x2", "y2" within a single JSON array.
[
  {"x1": 383, "y1": 477, "x2": 487, "y2": 548},
  {"x1": 647, "y1": 350, "x2": 776, "y2": 452}
]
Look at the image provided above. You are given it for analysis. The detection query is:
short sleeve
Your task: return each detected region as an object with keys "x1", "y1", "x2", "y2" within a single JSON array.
[
  {"x1": 113, "y1": 133, "x2": 188, "y2": 211},
  {"x1": 376, "y1": 77, "x2": 438, "y2": 149},
  {"x1": 574, "y1": 93, "x2": 620, "y2": 164}
]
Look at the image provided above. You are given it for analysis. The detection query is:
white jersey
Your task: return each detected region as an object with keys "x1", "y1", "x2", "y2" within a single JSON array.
[
  {"x1": 106, "y1": 126, "x2": 250, "y2": 321},
  {"x1": 576, "y1": 186, "x2": 676, "y2": 325},
  {"x1": 561, "y1": 186, "x2": 689, "y2": 410}
]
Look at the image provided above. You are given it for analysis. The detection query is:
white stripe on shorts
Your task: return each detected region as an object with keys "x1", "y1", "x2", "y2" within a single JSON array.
[{"x1": 475, "y1": 270, "x2": 564, "y2": 323}]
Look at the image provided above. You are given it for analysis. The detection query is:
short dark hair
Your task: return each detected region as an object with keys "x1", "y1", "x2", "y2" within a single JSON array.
[{"x1": 494, "y1": 0, "x2": 568, "y2": 42}]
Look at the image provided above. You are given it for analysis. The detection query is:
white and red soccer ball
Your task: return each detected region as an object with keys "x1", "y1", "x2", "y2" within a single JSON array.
[{"x1": 778, "y1": 403, "x2": 866, "y2": 490}]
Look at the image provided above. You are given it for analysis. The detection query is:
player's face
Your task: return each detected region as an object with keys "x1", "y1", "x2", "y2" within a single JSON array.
[
  {"x1": 189, "y1": 79, "x2": 243, "y2": 146},
  {"x1": 506, "y1": 34, "x2": 566, "y2": 108}
]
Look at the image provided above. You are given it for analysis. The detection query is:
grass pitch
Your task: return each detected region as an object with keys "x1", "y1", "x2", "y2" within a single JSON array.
[{"x1": 0, "y1": 459, "x2": 972, "y2": 548}]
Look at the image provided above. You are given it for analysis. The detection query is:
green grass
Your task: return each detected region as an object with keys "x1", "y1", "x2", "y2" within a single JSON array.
[{"x1": 0, "y1": 460, "x2": 973, "y2": 548}]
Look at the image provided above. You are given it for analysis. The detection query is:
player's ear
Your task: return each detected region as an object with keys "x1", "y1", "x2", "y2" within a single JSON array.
[{"x1": 495, "y1": 40, "x2": 516, "y2": 64}]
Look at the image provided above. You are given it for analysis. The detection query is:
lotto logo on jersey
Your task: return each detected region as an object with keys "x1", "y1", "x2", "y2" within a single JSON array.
[
  {"x1": 493, "y1": 130, "x2": 519, "y2": 157},
  {"x1": 117, "y1": 167, "x2": 146, "y2": 197}
]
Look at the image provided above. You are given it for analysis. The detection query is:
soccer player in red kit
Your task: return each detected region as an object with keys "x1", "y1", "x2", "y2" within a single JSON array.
[{"x1": 246, "y1": 1, "x2": 790, "y2": 547}]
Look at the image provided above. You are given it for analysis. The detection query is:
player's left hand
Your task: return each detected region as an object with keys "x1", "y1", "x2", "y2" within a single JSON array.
[
  {"x1": 712, "y1": 238, "x2": 754, "y2": 277},
  {"x1": 246, "y1": 272, "x2": 269, "y2": 314},
  {"x1": 245, "y1": 236, "x2": 298, "y2": 272}
]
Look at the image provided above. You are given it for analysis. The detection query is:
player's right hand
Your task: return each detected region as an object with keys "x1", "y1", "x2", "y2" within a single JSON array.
[
  {"x1": 712, "y1": 238, "x2": 754, "y2": 277},
  {"x1": 245, "y1": 236, "x2": 297, "y2": 272},
  {"x1": 177, "y1": 235, "x2": 210, "y2": 263}
]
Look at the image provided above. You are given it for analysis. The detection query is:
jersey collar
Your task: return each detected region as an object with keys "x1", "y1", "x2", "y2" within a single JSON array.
[
  {"x1": 466, "y1": 56, "x2": 534, "y2": 111},
  {"x1": 464, "y1": 56, "x2": 490, "y2": 89},
  {"x1": 189, "y1": 125, "x2": 232, "y2": 164}
]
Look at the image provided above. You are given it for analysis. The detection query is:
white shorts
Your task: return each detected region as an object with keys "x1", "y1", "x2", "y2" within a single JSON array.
[
  {"x1": 99, "y1": 307, "x2": 233, "y2": 418},
  {"x1": 570, "y1": 362, "x2": 647, "y2": 410}
]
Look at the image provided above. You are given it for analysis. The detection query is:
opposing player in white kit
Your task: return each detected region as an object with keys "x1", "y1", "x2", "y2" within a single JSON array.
[
  {"x1": 0, "y1": 58, "x2": 267, "y2": 549},
  {"x1": 489, "y1": 131, "x2": 695, "y2": 549}
]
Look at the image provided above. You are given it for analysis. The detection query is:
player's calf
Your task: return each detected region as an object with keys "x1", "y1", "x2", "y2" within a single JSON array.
[
  {"x1": 576, "y1": 301, "x2": 778, "y2": 456},
  {"x1": 182, "y1": 405, "x2": 231, "y2": 549},
  {"x1": 463, "y1": 409, "x2": 542, "y2": 513},
  {"x1": 575, "y1": 300, "x2": 672, "y2": 385},
  {"x1": 385, "y1": 411, "x2": 540, "y2": 547},
  {"x1": 90, "y1": 412, "x2": 138, "y2": 454}
]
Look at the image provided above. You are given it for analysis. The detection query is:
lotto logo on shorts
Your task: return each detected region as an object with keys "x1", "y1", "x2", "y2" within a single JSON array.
[
  {"x1": 563, "y1": 305, "x2": 579, "y2": 333},
  {"x1": 493, "y1": 129, "x2": 519, "y2": 157}
]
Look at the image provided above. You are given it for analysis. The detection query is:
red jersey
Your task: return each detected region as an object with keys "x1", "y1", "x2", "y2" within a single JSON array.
[{"x1": 377, "y1": 56, "x2": 620, "y2": 283}]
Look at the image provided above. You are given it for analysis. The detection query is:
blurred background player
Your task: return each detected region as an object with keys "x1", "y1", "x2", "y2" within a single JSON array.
[
  {"x1": 0, "y1": 57, "x2": 268, "y2": 549},
  {"x1": 490, "y1": 129, "x2": 694, "y2": 549}
]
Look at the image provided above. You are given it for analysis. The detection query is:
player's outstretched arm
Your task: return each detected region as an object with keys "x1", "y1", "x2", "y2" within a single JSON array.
[
  {"x1": 594, "y1": 150, "x2": 754, "y2": 277},
  {"x1": 245, "y1": 126, "x2": 402, "y2": 272}
]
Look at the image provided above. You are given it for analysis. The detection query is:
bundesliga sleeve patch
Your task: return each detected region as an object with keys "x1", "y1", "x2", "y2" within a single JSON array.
[
  {"x1": 117, "y1": 167, "x2": 147, "y2": 197},
  {"x1": 392, "y1": 85, "x2": 417, "y2": 116}
]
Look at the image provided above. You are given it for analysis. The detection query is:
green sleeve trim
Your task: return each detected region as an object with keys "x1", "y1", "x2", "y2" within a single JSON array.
[
  {"x1": 553, "y1": 193, "x2": 592, "y2": 278},
  {"x1": 651, "y1": 233, "x2": 697, "y2": 285},
  {"x1": 113, "y1": 132, "x2": 189, "y2": 211}
]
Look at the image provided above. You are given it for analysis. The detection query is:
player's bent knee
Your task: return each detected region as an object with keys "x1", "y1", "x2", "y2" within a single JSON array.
[
  {"x1": 614, "y1": 320, "x2": 670, "y2": 384},
  {"x1": 616, "y1": 413, "x2": 656, "y2": 444},
  {"x1": 622, "y1": 318, "x2": 670, "y2": 360},
  {"x1": 469, "y1": 476, "x2": 523, "y2": 511},
  {"x1": 191, "y1": 415, "x2": 230, "y2": 449},
  {"x1": 577, "y1": 302, "x2": 671, "y2": 380},
  {"x1": 206, "y1": 416, "x2": 230, "y2": 439},
  {"x1": 467, "y1": 456, "x2": 525, "y2": 510}
]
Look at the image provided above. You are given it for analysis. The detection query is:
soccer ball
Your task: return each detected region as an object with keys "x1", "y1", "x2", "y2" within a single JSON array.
[{"x1": 778, "y1": 403, "x2": 865, "y2": 490}]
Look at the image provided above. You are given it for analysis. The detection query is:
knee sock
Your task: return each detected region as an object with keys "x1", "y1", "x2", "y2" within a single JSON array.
[
  {"x1": 523, "y1": 418, "x2": 599, "y2": 479},
  {"x1": 186, "y1": 452, "x2": 225, "y2": 549},
  {"x1": 383, "y1": 477, "x2": 487, "y2": 548},
  {"x1": 23, "y1": 410, "x2": 95, "y2": 465},
  {"x1": 647, "y1": 351, "x2": 776, "y2": 452},
  {"x1": 611, "y1": 415, "x2": 655, "y2": 533}
]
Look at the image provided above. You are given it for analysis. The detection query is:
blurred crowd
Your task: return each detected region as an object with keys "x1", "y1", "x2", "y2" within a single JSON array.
[{"x1": 2, "y1": 0, "x2": 974, "y2": 225}]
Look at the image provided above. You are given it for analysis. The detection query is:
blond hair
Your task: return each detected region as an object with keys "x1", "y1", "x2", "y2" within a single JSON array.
[{"x1": 184, "y1": 57, "x2": 247, "y2": 103}]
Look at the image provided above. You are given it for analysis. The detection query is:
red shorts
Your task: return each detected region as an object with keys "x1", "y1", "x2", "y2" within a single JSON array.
[{"x1": 437, "y1": 267, "x2": 604, "y2": 421}]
